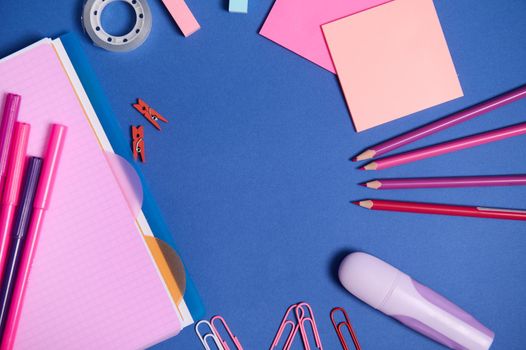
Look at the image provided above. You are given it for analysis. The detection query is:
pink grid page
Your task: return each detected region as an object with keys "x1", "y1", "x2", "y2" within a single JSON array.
[{"x1": 0, "y1": 42, "x2": 181, "y2": 348}]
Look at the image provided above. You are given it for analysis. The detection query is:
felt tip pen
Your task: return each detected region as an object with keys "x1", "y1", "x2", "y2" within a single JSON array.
[
  {"x1": 0, "y1": 157, "x2": 42, "y2": 336},
  {"x1": 0, "y1": 123, "x2": 30, "y2": 286},
  {"x1": 0, "y1": 124, "x2": 66, "y2": 349},
  {"x1": 0, "y1": 94, "x2": 21, "y2": 195}
]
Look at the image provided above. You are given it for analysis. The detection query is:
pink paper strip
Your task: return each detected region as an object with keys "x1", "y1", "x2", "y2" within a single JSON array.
[{"x1": 161, "y1": 0, "x2": 200, "y2": 37}]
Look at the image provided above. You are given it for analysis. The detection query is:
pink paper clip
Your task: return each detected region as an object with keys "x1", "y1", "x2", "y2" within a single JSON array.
[
  {"x1": 295, "y1": 302, "x2": 323, "y2": 350},
  {"x1": 330, "y1": 307, "x2": 361, "y2": 350},
  {"x1": 270, "y1": 302, "x2": 323, "y2": 350},
  {"x1": 210, "y1": 315, "x2": 244, "y2": 350},
  {"x1": 270, "y1": 304, "x2": 300, "y2": 350}
]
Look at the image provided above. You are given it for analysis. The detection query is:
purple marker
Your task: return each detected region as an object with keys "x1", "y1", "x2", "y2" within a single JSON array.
[
  {"x1": 0, "y1": 94, "x2": 21, "y2": 195},
  {"x1": 0, "y1": 156, "x2": 42, "y2": 336},
  {"x1": 339, "y1": 252, "x2": 494, "y2": 350}
]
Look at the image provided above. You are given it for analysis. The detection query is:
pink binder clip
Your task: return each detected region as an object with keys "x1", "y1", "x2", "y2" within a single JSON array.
[
  {"x1": 270, "y1": 302, "x2": 323, "y2": 350},
  {"x1": 330, "y1": 307, "x2": 361, "y2": 350},
  {"x1": 210, "y1": 315, "x2": 244, "y2": 350}
]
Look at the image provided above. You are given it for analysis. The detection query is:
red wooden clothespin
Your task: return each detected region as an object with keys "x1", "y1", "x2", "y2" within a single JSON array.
[
  {"x1": 132, "y1": 125, "x2": 145, "y2": 162},
  {"x1": 132, "y1": 98, "x2": 168, "y2": 130}
]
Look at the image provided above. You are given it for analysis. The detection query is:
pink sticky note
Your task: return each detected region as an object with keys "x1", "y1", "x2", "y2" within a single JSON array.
[
  {"x1": 322, "y1": 0, "x2": 463, "y2": 132},
  {"x1": 260, "y1": 0, "x2": 392, "y2": 73}
]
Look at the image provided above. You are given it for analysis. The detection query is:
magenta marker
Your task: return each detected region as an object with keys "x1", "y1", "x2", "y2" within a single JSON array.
[
  {"x1": 339, "y1": 252, "x2": 494, "y2": 350},
  {"x1": 0, "y1": 124, "x2": 66, "y2": 349}
]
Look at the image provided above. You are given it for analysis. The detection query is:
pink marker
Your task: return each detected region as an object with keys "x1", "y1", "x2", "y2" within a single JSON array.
[
  {"x1": 0, "y1": 94, "x2": 22, "y2": 194},
  {"x1": 0, "y1": 124, "x2": 66, "y2": 349},
  {"x1": 0, "y1": 123, "x2": 30, "y2": 285}
]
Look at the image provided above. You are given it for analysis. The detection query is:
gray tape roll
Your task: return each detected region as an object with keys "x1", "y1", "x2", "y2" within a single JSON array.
[{"x1": 82, "y1": 0, "x2": 152, "y2": 52}]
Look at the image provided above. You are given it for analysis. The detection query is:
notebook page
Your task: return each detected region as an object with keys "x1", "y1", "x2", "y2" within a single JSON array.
[
  {"x1": 52, "y1": 38, "x2": 194, "y2": 327},
  {"x1": 0, "y1": 42, "x2": 181, "y2": 348}
]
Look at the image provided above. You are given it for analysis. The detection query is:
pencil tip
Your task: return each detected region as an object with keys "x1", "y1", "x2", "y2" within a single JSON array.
[
  {"x1": 359, "y1": 183, "x2": 366, "y2": 187},
  {"x1": 351, "y1": 201, "x2": 360, "y2": 205},
  {"x1": 354, "y1": 149, "x2": 376, "y2": 162}
]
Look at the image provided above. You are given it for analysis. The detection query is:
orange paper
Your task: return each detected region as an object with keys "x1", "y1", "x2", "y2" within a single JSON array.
[{"x1": 322, "y1": 0, "x2": 463, "y2": 132}]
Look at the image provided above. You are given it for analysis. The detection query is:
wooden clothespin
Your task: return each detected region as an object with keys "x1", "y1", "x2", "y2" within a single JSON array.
[
  {"x1": 132, "y1": 125, "x2": 145, "y2": 162},
  {"x1": 133, "y1": 98, "x2": 168, "y2": 131}
]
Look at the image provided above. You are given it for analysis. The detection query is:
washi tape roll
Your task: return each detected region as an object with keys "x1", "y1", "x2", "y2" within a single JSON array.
[{"x1": 82, "y1": 0, "x2": 152, "y2": 52}]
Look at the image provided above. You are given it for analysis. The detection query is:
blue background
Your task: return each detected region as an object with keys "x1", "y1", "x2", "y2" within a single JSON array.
[{"x1": 1, "y1": 0, "x2": 526, "y2": 349}]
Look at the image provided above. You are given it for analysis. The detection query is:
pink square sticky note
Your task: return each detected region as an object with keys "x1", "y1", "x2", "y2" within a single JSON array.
[
  {"x1": 322, "y1": 0, "x2": 463, "y2": 132},
  {"x1": 260, "y1": 0, "x2": 392, "y2": 73}
]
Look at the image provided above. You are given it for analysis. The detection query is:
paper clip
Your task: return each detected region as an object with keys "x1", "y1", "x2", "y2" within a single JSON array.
[
  {"x1": 133, "y1": 98, "x2": 168, "y2": 130},
  {"x1": 131, "y1": 125, "x2": 145, "y2": 162},
  {"x1": 210, "y1": 315, "x2": 244, "y2": 350},
  {"x1": 270, "y1": 302, "x2": 323, "y2": 350},
  {"x1": 195, "y1": 320, "x2": 226, "y2": 350},
  {"x1": 270, "y1": 304, "x2": 300, "y2": 350},
  {"x1": 330, "y1": 307, "x2": 361, "y2": 350}
]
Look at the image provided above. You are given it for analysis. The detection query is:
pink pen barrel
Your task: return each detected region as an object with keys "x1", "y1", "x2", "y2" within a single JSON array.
[
  {"x1": 0, "y1": 94, "x2": 21, "y2": 195},
  {"x1": 0, "y1": 123, "x2": 30, "y2": 285},
  {"x1": 0, "y1": 124, "x2": 66, "y2": 350}
]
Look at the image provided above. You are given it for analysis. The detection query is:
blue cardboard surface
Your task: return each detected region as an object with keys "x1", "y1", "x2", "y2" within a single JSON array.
[{"x1": 1, "y1": 0, "x2": 525, "y2": 349}]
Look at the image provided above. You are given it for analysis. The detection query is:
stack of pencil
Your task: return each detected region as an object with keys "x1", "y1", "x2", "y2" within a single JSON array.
[
  {"x1": 0, "y1": 93, "x2": 67, "y2": 341},
  {"x1": 352, "y1": 85, "x2": 526, "y2": 221}
]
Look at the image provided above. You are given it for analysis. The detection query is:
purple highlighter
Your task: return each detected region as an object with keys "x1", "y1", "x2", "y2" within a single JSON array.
[{"x1": 339, "y1": 252, "x2": 494, "y2": 350}]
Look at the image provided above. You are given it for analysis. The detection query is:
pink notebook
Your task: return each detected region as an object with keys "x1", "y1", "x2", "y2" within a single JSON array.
[{"x1": 0, "y1": 39, "x2": 189, "y2": 348}]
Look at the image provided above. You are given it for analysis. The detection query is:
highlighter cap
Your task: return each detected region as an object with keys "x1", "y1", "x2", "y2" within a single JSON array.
[
  {"x1": 338, "y1": 252, "x2": 401, "y2": 309},
  {"x1": 34, "y1": 124, "x2": 67, "y2": 210},
  {"x1": 0, "y1": 94, "x2": 21, "y2": 178},
  {"x1": 2, "y1": 122, "x2": 30, "y2": 205}
]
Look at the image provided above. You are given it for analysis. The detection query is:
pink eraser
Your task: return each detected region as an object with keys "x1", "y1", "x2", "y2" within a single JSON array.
[{"x1": 161, "y1": 0, "x2": 200, "y2": 37}]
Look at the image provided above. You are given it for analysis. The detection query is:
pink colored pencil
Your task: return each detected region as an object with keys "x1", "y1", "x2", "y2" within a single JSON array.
[
  {"x1": 361, "y1": 122, "x2": 526, "y2": 170},
  {"x1": 354, "y1": 199, "x2": 526, "y2": 221},
  {"x1": 0, "y1": 124, "x2": 66, "y2": 349},
  {"x1": 364, "y1": 175, "x2": 526, "y2": 189},
  {"x1": 353, "y1": 85, "x2": 526, "y2": 161}
]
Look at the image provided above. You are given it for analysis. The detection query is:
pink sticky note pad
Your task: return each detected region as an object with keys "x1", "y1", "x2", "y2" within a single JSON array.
[
  {"x1": 322, "y1": 0, "x2": 463, "y2": 132},
  {"x1": 260, "y1": 0, "x2": 392, "y2": 73}
]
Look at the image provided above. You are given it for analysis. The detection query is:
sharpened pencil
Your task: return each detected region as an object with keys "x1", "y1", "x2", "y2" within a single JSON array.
[
  {"x1": 353, "y1": 199, "x2": 526, "y2": 221},
  {"x1": 361, "y1": 121, "x2": 526, "y2": 170},
  {"x1": 363, "y1": 175, "x2": 526, "y2": 189},
  {"x1": 353, "y1": 85, "x2": 526, "y2": 161}
]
